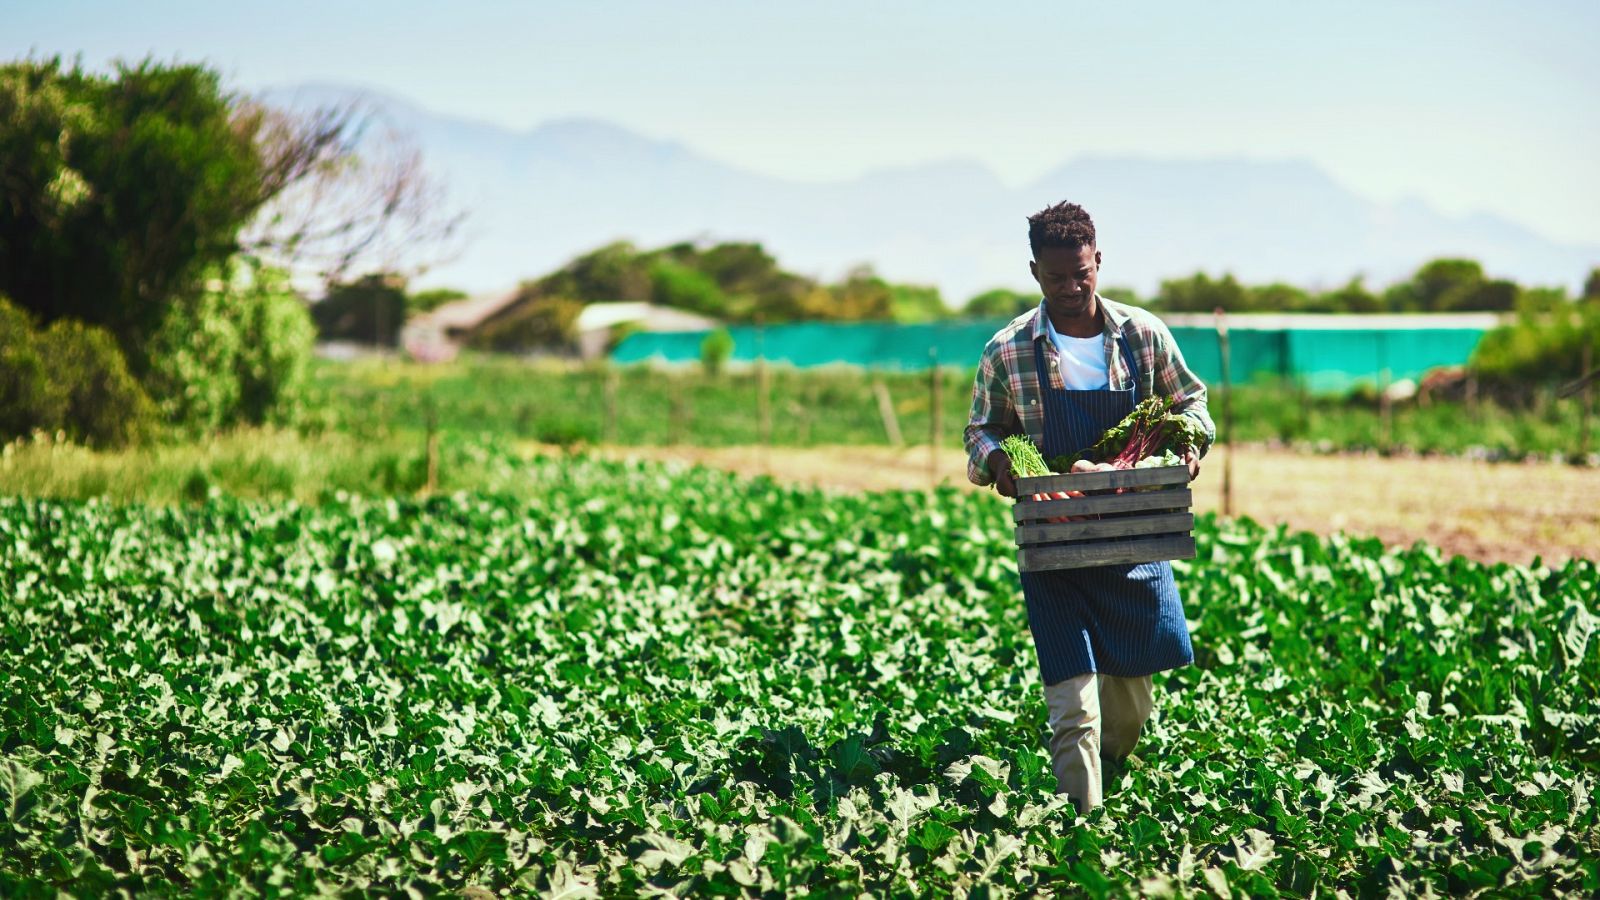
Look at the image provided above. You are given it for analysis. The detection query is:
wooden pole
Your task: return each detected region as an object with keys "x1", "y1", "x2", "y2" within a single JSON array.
[
  {"x1": 1378, "y1": 332, "x2": 1393, "y2": 453},
  {"x1": 1216, "y1": 308, "x2": 1233, "y2": 518},
  {"x1": 1582, "y1": 341, "x2": 1594, "y2": 459},
  {"x1": 874, "y1": 380, "x2": 904, "y2": 446},
  {"x1": 671, "y1": 391, "x2": 687, "y2": 446},
  {"x1": 604, "y1": 366, "x2": 619, "y2": 445},
  {"x1": 756, "y1": 325, "x2": 770, "y2": 472},
  {"x1": 928, "y1": 348, "x2": 941, "y2": 488},
  {"x1": 424, "y1": 399, "x2": 438, "y2": 496}
]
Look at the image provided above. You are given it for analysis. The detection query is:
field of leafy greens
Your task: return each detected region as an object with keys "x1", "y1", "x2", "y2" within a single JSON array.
[{"x1": 2, "y1": 453, "x2": 1597, "y2": 896}]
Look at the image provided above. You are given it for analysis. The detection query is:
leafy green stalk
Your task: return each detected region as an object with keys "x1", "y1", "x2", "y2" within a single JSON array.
[{"x1": 999, "y1": 433, "x2": 1051, "y2": 478}]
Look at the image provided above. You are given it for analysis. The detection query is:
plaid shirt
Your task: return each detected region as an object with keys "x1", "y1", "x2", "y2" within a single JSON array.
[{"x1": 964, "y1": 297, "x2": 1216, "y2": 486}]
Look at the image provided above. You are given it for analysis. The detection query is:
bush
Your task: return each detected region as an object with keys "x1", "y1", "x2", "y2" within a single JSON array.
[
  {"x1": 700, "y1": 328, "x2": 735, "y2": 376},
  {"x1": 1471, "y1": 293, "x2": 1599, "y2": 389},
  {"x1": 146, "y1": 281, "x2": 245, "y2": 433},
  {"x1": 234, "y1": 266, "x2": 316, "y2": 426},
  {"x1": 0, "y1": 297, "x2": 63, "y2": 438},
  {"x1": 145, "y1": 258, "x2": 315, "y2": 433},
  {"x1": 312, "y1": 274, "x2": 408, "y2": 346},
  {"x1": 0, "y1": 294, "x2": 153, "y2": 447},
  {"x1": 37, "y1": 318, "x2": 156, "y2": 446}
]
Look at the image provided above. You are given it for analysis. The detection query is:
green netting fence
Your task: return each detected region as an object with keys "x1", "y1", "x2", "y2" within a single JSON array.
[{"x1": 612, "y1": 317, "x2": 1493, "y2": 394}]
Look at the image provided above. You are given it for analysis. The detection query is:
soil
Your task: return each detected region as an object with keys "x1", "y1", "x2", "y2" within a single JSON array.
[{"x1": 581, "y1": 443, "x2": 1600, "y2": 567}]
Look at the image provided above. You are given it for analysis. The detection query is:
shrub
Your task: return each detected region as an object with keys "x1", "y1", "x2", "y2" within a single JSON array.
[
  {"x1": 1471, "y1": 292, "x2": 1599, "y2": 390},
  {"x1": 0, "y1": 295, "x2": 152, "y2": 447},
  {"x1": 0, "y1": 296, "x2": 63, "y2": 438},
  {"x1": 700, "y1": 327, "x2": 735, "y2": 376},
  {"x1": 37, "y1": 318, "x2": 156, "y2": 446},
  {"x1": 145, "y1": 282, "x2": 244, "y2": 433},
  {"x1": 312, "y1": 273, "x2": 408, "y2": 346},
  {"x1": 234, "y1": 266, "x2": 316, "y2": 426},
  {"x1": 145, "y1": 259, "x2": 315, "y2": 433}
]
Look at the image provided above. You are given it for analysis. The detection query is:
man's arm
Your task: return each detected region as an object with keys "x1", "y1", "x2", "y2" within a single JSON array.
[
  {"x1": 1148, "y1": 318, "x2": 1216, "y2": 464},
  {"x1": 1152, "y1": 318, "x2": 1209, "y2": 451},
  {"x1": 965, "y1": 342, "x2": 1021, "y2": 489}
]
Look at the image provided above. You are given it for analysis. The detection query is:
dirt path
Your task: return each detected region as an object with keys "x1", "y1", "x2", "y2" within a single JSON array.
[{"x1": 585, "y1": 443, "x2": 1600, "y2": 566}]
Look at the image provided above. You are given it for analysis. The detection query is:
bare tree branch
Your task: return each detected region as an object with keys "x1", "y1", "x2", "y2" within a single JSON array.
[{"x1": 235, "y1": 97, "x2": 466, "y2": 287}]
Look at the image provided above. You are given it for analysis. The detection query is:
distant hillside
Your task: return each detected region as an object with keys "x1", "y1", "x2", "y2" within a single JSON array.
[{"x1": 261, "y1": 83, "x2": 1600, "y2": 303}]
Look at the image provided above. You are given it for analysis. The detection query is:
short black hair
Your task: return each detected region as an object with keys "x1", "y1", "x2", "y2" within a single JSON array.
[{"x1": 1027, "y1": 201, "x2": 1096, "y2": 258}]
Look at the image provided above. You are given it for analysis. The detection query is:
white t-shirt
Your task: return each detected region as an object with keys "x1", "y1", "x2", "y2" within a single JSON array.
[{"x1": 1044, "y1": 313, "x2": 1110, "y2": 390}]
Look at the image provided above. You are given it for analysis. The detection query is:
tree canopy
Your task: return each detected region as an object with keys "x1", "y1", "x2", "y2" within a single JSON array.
[{"x1": 0, "y1": 58, "x2": 268, "y2": 362}]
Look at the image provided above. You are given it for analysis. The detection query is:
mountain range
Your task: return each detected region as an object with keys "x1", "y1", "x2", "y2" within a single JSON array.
[{"x1": 265, "y1": 83, "x2": 1599, "y2": 304}]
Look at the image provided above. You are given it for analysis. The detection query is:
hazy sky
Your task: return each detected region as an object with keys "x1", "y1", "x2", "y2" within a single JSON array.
[{"x1": 8, "y1": 0, "x2": 1599, "y2": 244}]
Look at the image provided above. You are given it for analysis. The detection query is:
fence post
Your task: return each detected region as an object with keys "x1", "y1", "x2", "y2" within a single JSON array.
[
  {"x1": 424, "y1": 399, "x2": 439, "y2": 496},
  {"x1": 874, "y1": 379, "x2": 904, "y2": 446},
  {"x1": 1216, "y1": 308, "x2": 1233, "y2": 518},
  {"x1": 604, "y1": 366, "x2": 619, "y2": 445},
  {"x1": 1377, "y1": 331, "x2": 1393, "y2": 452},
  {"x1": 928, "y1": 347, "x2": 941, "y2": 488},
  {"x1": 756, "y1": 325, "x2": 771, "y2": 472},
  {"x1": 1379, "y1": 367, "x2": 1393, "y2": 453},
  {"x1": 1583, "y1": 341, "x2": 1594, "y2": 459}
]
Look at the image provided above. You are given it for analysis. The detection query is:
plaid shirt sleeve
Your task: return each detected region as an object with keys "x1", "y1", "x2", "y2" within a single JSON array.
[
  {"x1": 1142, "y1": 315, "x2": 1216, "y2": 456},
  {"x1": 964, "y1": 337, "x2": 1022, "y2": 486}
]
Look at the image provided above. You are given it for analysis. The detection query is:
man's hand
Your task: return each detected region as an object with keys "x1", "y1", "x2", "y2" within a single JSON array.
[
  {"x1": 987, "y1": 449, "x2": 1017, "y2": 498},
  {"x1": 1184, "y1": 449, "x2": 1201, "y2": 481}
]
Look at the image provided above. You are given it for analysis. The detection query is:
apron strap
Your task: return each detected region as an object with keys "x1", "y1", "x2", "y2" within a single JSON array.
[{"x1": 1116, "y1": 333, "x2": 1140, "y2": 402}]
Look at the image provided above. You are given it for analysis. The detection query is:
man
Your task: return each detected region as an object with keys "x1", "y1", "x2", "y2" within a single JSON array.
[{"x1": 964, "y1": 200, "x2": 1214, "y2": 814}]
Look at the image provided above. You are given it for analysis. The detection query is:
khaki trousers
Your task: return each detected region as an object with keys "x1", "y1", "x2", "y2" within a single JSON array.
[{"x1": 1042, "y1": 673, "x2": 1154, "y2": 814}]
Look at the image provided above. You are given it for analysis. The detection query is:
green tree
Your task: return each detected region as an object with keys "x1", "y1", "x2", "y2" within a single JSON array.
[
  {"x1": 1313, "y1": 277, "x2": 1383, "y2": 313},
  {"x1": 825, "y1": 266, "x2": 894, "y2": 320},
  {"x1": 962, "y1": 288, "x2": 1036, "y2": 319},
  {"x1": 0, "y1": 58, "x2": 268, "y2": 365},
  {"x1": 541, "y1": 241, "x2": 653, "y2": 303},
  {"x1": 1248, "y1": 282, "x2": 1311, "y2": 312},
  {"x1": 312, "y1": 273, "x2": 408, "y2": 345},
  {"x1": 1098, "y1": 286, "x2": 1142, "y2": 308},
  {"x1": 1384, "y1": 258, "x2": 1505, "y2": 312},
  {"x1": 888, "y1": 284, "x2": 947, "y2": 323},
  {"x1": 407, "y1": 287, "x2": 467, "y2": 316},
  {"x1": 649, "y1": 260, "x2": 729, "y2": 317},
  {"x1": 1156, "y1": 273, "x2": 1249, "y2": 313}
]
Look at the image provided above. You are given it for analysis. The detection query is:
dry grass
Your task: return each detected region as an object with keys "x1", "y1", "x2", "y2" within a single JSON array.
[{"x1": 589, "y1": 443, "x2": 1600, "y2": 566}]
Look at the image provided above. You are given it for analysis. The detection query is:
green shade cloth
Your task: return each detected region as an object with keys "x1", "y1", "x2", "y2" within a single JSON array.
[{"x1": 613, "y1": 318, "x2": 1490, "y2": 394}]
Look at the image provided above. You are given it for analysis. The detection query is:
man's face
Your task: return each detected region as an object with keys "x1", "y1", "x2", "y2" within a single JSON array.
[{"x1": 1031, "y1": 244, "x2": 1101, "y2": 320}]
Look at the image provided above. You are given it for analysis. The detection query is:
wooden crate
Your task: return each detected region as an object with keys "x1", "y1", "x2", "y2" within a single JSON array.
[{"x1": 1012, "y1": 465, "x2": 1194, "y2": 572}]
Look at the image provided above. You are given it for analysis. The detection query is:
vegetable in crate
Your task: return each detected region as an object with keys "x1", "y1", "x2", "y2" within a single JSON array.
[
  {"x1": 1083, "y1": 397, "x2": 1205, "y2": 469},
  {"x1": 999, "y1": 434, "x2": 1052, "y2": 478}
]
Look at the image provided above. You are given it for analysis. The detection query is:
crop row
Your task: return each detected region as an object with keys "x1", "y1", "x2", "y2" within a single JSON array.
[{"x1": 1, "y1": 455, "x2": 1596, "y2": 895}]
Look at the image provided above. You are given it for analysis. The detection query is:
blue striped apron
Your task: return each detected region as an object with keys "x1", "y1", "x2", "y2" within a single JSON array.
[{"x1": 1020, "y1": 336, "x2": 1194, "y2": 685}]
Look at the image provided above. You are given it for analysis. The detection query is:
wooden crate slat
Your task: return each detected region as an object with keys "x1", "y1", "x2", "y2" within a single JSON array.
[
  {"x1": 1014, "y1": 465, "x2": 1189, "y2": 495},
  {"x1": 1015, "y1": 512, "x2": 1194, "y2": 545},
  {"x1": 1013, "y1": 489, "x2": 1193, "y2": 523},
  {"x1": 1018, "y1": 535, "x2": 1197, "y2": 572}
]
